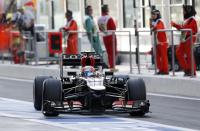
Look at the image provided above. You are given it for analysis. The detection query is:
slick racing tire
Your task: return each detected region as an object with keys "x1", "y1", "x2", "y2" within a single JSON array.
[
  {"x1": 127, "y1": 78, "x2": 146, "y2": 100},
  {"x1": 33, "y1": 76, "x2": 52, "y2": 111},
  {"x1": 127, "y1": 78, "x2": 147, "y2": 116},
  {"x1": 42, "y1": 78, "x2": 62, "y2": 117}
]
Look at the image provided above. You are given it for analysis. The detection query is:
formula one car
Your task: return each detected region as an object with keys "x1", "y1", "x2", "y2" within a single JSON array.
[{"x1": 33, "y1": 52, "x2": 150, "y2": 116}]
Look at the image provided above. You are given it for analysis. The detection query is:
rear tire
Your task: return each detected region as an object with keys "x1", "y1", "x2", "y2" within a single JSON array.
[
  {"x1": 42, "y1": 78, "x2": 62, "y2": 117},
  {"x1": 127, "y1": 78, "x2": 147, "y2": 116},
  {"x1": 33, "y1": 76, "x2": 52, "y2": 111}
]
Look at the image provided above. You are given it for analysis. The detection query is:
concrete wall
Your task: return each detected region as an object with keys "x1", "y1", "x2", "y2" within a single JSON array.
[{"x1": 130, "y1": 74, "x2": 200, "y2": 98}]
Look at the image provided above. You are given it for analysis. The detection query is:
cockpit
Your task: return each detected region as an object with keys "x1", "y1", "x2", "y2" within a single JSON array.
[{"x1": 81, "y1": 66, "x2": 95, "y2": 77}]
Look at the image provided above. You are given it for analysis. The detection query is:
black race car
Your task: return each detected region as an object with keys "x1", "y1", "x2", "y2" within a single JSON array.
[{"x1": 33, "y1": 52, "x2": 150, "y2": 116}]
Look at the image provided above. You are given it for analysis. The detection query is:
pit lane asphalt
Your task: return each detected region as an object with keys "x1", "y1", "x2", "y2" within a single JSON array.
[{"x1": 0, "y1": 78, "x2": 200, "y2": 130}]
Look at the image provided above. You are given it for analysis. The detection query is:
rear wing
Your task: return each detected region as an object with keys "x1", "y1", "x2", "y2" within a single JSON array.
[{"x1": 62, "y1": 52, "x2": 103, "y2": 66}]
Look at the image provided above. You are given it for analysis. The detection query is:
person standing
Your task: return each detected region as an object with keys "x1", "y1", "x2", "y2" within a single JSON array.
[
  {"x1": 150, "y1": 9, "x2": 169, "y2": 75},
  {"x1": 84, "y1": 5, "x2": 108, "y2": 68},
  {"x1": 12, "y1": 8, "x2": 35, "y2": 53},
  {"x1": 171, "y1": 5, "x2": 198, "y2": 76},
  {"x1": 98, "y1": 4, "x2": 117, "y2": 71},
  {"x1": 17, "y1": 8, "x2": 35, "y2": 37},
  {"x1": 84, "y1": 5, "x2": 103, "y2": 55},
  {"x1": 62, "y1": 10, "x2": 78, "y2": 55}
]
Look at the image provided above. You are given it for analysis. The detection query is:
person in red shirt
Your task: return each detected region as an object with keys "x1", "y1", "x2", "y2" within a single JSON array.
[
  {"x1": 150, "y1": 10, "x2": 169, "y2": 75},
  {"x1": 62, "y1": 10, "x2": 78, "y2": 54},
  {"x1": 98, "y1": 4, "x2": 117, "y2": 71},
  {"x1": 171, "y1": 5, "x2": 198, "y2": 76}
]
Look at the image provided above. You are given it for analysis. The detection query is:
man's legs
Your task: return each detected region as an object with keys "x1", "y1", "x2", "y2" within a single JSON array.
[
  {"x1": 103, "y1": 35, "x2": 117, "y2": 69},
  {"x1": 160, "y1": 43, "x2": 169, "y2": 73},
  {"x1": 185, "y1": 41, "x2": 196, "y2": 75},
  {"x1": 176, "y1": 43, "x2": 187, "y2": 71},
  {"x1": 156, "y1": 44, "x2": 162, "y2": 73}
]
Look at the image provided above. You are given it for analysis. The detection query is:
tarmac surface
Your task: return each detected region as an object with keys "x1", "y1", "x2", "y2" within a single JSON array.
[
  {"x1": 0, "y1": 60, "x2": 200, "y2": 130},
  {"x1": 0, "y1": 77, "x2": 200, "y2": 131}
]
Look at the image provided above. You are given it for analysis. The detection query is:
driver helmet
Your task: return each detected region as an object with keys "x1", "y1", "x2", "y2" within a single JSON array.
[{"x1": 81, "y1": 66, "x2": 95, "y2": 77}]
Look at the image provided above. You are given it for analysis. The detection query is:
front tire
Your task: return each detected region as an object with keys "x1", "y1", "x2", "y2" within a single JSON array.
[
  {"x1": 127, "y1": 78, "x2": 146, "y2": 100},
  {"x1": 33, "y1": 76, "x2": 52, "y2": 111},
  {"x1": 42, "y1": 78, "x2": 62, "y2": 117},
  {"x1": 127, "y1": 78, "x2": 147, "y2": 116}
]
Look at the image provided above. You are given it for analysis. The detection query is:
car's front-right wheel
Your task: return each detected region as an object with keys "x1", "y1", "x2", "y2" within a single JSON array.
[{"x1": 126, "y1": 78, "x2": 149, "y2": 116}]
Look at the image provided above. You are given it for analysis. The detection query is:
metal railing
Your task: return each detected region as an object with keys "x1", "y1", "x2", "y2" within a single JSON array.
[
  {"x1": 155, "y1": 29, "x2": 194, "y2": 77},
  {"x1": 135, "y1": 28, "x2": 195, "y2": 77},
  {"x1": 33, "y1": 30, "x2": 133, "y2": 73},
  {"x1": 3, "y1": 28, "x2": 196, "y2": 77},
  {"x1": 135, "y1": 29, "x2": 151, "y2": 74},
  {"x1": 3, "y1": 28, "x2": 197, "y2": 77}
]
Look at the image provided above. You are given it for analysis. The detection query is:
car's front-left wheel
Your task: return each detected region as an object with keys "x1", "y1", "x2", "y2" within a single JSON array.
[
  {"x1": 42, "y1": 78, "x2": 62, "y2": 117},
  {"x1": 33, "y1": 76, "x2": 52, "y2": 111}
]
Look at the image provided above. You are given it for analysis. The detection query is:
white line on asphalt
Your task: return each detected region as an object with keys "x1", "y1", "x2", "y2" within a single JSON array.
[
  {"x1": 118, "y1": 117, "x2": 197, "y2": 131},
  {"x1": 148, "y1": 93, "x2": 200, "y2": 101},
  {"x1": 0, "y1": 97, "x2": 32, "y2": 105},
  {"x1": 0, "y1": 112, "x2": 81, "y2": 131},
  {"x1": 0, "y1": 97, "x2": 198, "y2": 131},
  {"x1": 0, "y1": 76, "x2": 33, "y2": 83},
  {"x1": 0, "y1": 112, "x2": 26, "y2": 119},
  {"x1": 27, "y1": 119, "x2": 81, "y2": 131}
]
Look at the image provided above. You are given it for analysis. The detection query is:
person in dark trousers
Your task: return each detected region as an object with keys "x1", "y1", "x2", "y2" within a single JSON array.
[{"x1": 171, "y1": 5, "x2": 198, "y2": 76}]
